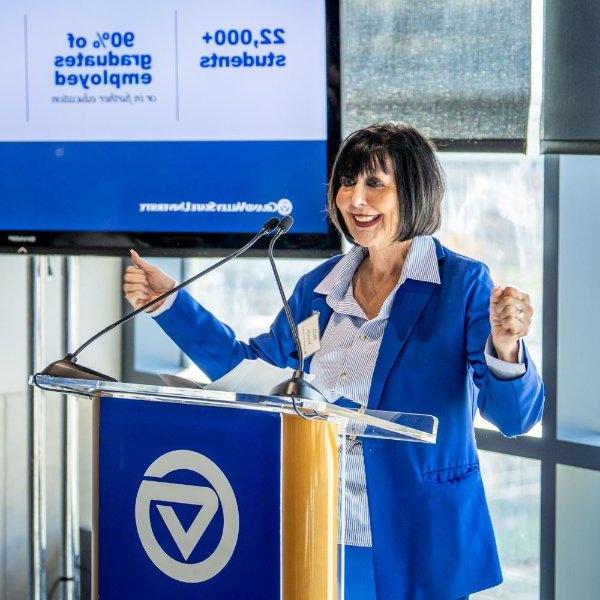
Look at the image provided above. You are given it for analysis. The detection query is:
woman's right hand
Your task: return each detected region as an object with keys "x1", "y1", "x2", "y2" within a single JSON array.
[{"x1": 123, "y1": 250, "x2": 176, "y2": 312}]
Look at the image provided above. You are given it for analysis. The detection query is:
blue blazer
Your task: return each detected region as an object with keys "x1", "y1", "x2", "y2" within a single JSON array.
[{"x1": 155, "y1": 238, "x2": 545, "y2": 599}]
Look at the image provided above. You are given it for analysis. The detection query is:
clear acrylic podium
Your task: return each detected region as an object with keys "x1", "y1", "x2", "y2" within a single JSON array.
[{"x1": 33, "y1": 375, "x2": 437, "y2": 600}]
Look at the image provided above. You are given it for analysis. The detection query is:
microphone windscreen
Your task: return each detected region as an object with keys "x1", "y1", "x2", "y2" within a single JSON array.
[{"x1": 262, "y1": 217, "x2": 281, "y2": 233}]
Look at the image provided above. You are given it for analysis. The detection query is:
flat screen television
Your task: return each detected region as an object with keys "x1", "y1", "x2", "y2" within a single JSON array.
[{"x1": 0, "y1": 0, "x2": 340, "y2": 256}]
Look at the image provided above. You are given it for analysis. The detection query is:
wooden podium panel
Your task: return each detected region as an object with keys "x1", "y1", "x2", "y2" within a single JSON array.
[{"x1": 282, "y1": 415, "x2": 339, "y2": 600}]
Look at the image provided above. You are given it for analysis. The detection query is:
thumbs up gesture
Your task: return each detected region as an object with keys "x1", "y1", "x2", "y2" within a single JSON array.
[
  {"x1": 123, "y1": 250, "x2": 175, "y2": 311},
  {"x1": 490, "y1": 286, "x2": 533, "y2": 363}
]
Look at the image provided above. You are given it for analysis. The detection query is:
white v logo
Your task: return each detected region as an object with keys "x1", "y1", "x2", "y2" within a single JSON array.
[
  {"x1": 156, "y1": 487, "x2": 219, "y2": 560},
  {"x1": 135, "y1": 451, "x2": 239, "y2": 583}
]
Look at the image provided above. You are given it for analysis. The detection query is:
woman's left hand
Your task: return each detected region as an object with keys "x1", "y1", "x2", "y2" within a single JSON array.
[{"x1": 490, "y1": 286, "x2": 533, "y2": 363}]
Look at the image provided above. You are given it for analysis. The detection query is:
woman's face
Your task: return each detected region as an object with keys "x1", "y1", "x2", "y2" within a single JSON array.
[{"x1": 335, "y1": 165, "x2": 400, "y2": 249}]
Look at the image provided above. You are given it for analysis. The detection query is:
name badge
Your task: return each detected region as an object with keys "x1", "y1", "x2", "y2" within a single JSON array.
[{"x1": 297, "y1": 312, "x2": 321, "y2": 358}]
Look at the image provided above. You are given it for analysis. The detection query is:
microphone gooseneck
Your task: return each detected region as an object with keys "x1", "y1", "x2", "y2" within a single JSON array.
[
  {"x1": 267, "y1": 216, "x2": 327, "y2": 404},
  {"x1": 267, "y1": 217, "x2": 304, "y2": 372},
  {"x1": 39, "y1": 217, "x2": 281, "y2": 382}
]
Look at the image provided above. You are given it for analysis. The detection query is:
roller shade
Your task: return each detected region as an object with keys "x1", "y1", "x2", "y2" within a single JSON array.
[
  {"x1": 542, "y1": 0, "x2": 600, "y2": 154},
  {"x1": 342, "y1": 0, "x2": 532, "y2": 151}
]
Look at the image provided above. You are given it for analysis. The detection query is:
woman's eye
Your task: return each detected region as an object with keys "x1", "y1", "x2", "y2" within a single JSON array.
[
  {"x1": 366, "y1": 177, "x2": 384, "y2": 187},
  {"x1": 340, "y1": 176, "x2": 355, "y2": 187}
]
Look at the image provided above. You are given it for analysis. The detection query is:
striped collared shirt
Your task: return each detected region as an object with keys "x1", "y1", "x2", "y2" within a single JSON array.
[{"x1": 310, "y1": 236, "x2": 440, "y2": 546}]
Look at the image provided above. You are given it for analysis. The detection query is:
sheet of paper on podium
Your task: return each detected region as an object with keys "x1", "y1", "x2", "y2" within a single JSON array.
[
  {"x1": 161, "y1": 359, "x2": 314, "y2": 396},
  {"x1": 205, "y1": 359, "x2": 314, "y2": 395}
]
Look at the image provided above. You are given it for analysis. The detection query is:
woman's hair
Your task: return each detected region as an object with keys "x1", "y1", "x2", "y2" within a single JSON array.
[{"x1": 327, "y1": 121, "x2": 445, "y2": 243}]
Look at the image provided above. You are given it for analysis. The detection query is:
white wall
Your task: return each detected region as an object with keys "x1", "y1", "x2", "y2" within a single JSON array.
[{"x1": 0, "y1": 255, "x2": 122, "y2": 599}]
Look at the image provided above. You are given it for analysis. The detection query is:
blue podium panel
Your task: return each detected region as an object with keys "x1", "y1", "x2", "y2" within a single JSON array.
[{"x1": 98, "y1": 397, "x2": 281, "y2": 599}]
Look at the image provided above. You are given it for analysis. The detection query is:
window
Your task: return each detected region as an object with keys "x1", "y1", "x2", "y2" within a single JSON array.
[
  {"x1": 475, "y1": 452, "x2": 541, "y2": 599},
  {"x1": 437, "y1": 153, "x2": 544, "y2": 437}
]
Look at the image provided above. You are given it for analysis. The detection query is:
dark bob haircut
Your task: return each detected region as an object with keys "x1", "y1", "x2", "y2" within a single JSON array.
[{"x1": 327, "y1": 121, "x2": 445, "y2": 244}]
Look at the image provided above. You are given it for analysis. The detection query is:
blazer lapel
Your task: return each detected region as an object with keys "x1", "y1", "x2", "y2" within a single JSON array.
[{"x1": 367, "y1": 279, "x2": 436, "y2": 410}]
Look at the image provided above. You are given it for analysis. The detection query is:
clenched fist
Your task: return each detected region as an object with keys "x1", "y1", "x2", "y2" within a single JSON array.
[
  {"x1": 490, "y1": 286, "x2": 533, "y2": 363},
  {"x1": 123, "y1": 250, "x2": 175, "y2": 312}
]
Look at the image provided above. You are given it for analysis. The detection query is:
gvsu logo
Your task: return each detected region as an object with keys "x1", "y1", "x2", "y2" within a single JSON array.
[
  {"x1": 276, "y1": 198, "x2": 293, "y2": 216},
  {"x1": 135, "y1": 450, "x2": 239, "y2": 583}
]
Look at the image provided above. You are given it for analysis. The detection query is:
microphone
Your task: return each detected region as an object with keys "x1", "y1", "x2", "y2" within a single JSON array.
[
  {"x1": 38, "y1": 217, "x2": 281, "y2": 382},
  {"x1": 267, "y1": 216, "x2": 326, "y2": 403}
]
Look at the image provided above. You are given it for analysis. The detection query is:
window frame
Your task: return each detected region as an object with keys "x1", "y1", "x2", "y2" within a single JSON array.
[{"x1": 474, "y1": 156, "x2": 600, "y2": 600}]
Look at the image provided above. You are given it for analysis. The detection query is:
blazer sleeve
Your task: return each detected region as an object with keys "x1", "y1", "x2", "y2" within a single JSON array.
[
  {"x1": 153, "y1": 279, "x2": 305, "y2": 381},
  {"x1": 465, "y1": 261, "x2": 545, "y2": 437}
]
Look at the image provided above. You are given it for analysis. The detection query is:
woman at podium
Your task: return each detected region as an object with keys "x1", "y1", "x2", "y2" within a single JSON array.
[{"x1": 124, "y1": 121, "x2": 544, "y2": 600}]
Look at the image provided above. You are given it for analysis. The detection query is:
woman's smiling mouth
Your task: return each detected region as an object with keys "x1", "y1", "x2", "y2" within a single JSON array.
[{"x1": 352, "y1": 213, "x2": 382, "y2": 228}]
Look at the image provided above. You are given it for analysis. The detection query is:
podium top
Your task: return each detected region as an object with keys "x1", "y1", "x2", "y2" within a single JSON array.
[{"x1": 31, "y1": 375, "x2": 438, "y2": 444}]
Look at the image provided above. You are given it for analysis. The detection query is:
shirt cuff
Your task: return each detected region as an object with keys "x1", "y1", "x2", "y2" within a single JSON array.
[
  {"x1": 149, "y1": 286, "x2": 179, "y2": 317},
  {"x1": 484, "y1": 336, "x2": 526, "y2": 380}
]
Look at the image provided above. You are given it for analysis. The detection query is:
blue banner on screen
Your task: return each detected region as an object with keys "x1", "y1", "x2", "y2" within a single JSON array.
[
  {"x1": 1, "y1": 140, "x2": 327, "y2": 233},
  {"x1": 0, "y1": 0, "x2": 328, "y2": 236},
  {"x1": 98, "y1": 397, "x2": 281, "y2": 599}
]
